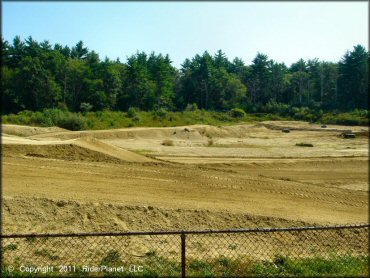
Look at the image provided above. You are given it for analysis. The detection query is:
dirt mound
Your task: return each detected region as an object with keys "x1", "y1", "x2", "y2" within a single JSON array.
[
  {"x1": 5, "y1": 122, "x2": 368, "y2": 143},
  {"x1": 2, "y1": 131, "x2": 155, "y2": 163},
  {"x1": 73, "y1": 137, "x2": 155, "y2": 162},
  {"x1": 2, "y1": 124, "x2": 67, "y2": 137},
  {"x1": 2, "y1": 138, "x2": 155, "y2": 163},
  {"x1": 27, "y1": 124, "x2": 266, "y2": 146},
  {"x1": 2, "y1": 197, "x2": 310, "y2": 234},
  {"x1": 2, "y1": 144, "x2": 123, "y2": 163},
  {"x1": 29, "y1": 126, "x2": 207, "y2": 141}
]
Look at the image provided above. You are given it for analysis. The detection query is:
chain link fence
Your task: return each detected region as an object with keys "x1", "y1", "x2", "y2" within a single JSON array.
[{"x1": 1, "y1": 224, "x2": 369, "y2": 277}]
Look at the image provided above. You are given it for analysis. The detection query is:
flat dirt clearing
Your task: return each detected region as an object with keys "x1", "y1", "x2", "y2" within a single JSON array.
[{"x1": 2, "y1": 121, "x2": 368, "y2": 234}]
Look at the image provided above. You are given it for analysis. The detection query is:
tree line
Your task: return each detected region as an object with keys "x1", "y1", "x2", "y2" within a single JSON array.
[{"x1": 2, "y1": 36, "x2": 369, "y2": 114}]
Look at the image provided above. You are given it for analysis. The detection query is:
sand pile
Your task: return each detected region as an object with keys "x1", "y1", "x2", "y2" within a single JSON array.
[
  {"x1": 73, "y1": 137, "x2": 155, "y2": 162},
  {"x1": 2, "y1": 134, "x2": 155, "y2": 163},
  {"x1": 2, "y1": 196, "x2": 310, "y2": 234}
]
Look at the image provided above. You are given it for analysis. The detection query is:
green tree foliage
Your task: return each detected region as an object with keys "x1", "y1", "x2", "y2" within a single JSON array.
[
  {"x1": 176, "y1": 51, "x2": 247, "y2": 111},
  {"x1": 248, "y1": 53, "x2": 272, "y2": 105},
  {"x1": 338, "y1": 45, "x2": 369, "y2": 109},
  {"x1": 64, "y1": 58, "x2": 89, "y2": 111},
  {"x1": 71, "y1": 41, "x2": 88, "y2": 60},
  {"x1": 118, "y1": 52, "x2": 177, "y2": 111},
  {"x1": 289, "y1": 59, "x2": 309, "y2": 106},
  {"x1": 1, "y1": 36, "x2": 368, "y2": 115},
  {"x1": 119, "y1": 52, "x2": 157, "y2": 110}
]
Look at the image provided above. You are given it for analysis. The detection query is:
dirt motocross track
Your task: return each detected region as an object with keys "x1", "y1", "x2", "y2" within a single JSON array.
[{"x1": 2, "y1": 121, "x2": 369, "y2": 234}]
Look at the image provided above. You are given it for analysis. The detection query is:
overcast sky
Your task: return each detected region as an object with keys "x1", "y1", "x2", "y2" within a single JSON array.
[{"x1": 3, "y1": 1, "x2": 368, "y2": 68}]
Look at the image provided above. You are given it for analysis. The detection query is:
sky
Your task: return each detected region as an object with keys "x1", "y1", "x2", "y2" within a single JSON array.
[{"x1": 2, "y1": 1, "x2": 368, "y2": 68}]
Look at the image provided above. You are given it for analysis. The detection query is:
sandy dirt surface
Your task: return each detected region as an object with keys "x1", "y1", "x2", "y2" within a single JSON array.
[
  {"x1": 2, "y1": 124, "x2": 67, "y2": 137},
  {"x1": 1, "y1": 121, "x2": 368, "y2": 234}
]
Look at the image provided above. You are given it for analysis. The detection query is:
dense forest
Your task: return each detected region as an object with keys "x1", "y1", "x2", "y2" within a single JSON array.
[{"x1": 1, "y1": 36, "x2": 369, "y2": 117}]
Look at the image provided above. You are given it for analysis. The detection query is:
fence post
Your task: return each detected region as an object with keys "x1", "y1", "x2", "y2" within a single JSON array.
[{"x1": 181, "y1": 232, "x2": 186, "y2": 278}]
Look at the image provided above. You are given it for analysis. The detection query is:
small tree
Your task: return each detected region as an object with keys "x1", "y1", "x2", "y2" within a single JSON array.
[
  {"x1": 80, "y1": 102, "x2": 93, "y2": 113},
  {"x1": 229, "y1": 108, "x2": 246, "y2": 118}
]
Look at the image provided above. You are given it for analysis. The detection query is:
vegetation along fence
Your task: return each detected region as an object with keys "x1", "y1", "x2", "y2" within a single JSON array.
[{"x1": 1, "y1": 224, "x2": 369, "y2": 277}]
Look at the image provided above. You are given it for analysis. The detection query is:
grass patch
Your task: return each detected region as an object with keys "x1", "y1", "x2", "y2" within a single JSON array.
[
  {"x1": 34, "y1": 249, "x2": 60, "y2": 261},
  {"x1": 101, "y1": 250, "x2": 122, "y2": 266},
  {"x1": 2, "y1": 109, "x2": 368, "y2": 131},
  {"x1": 1, "y1": 109, "x2": 285, "y2": 131},
  {"x1": 1, "y1": 254, "x2": 368, "y2": 277},
  {"x1": 186, "y1": 255, "x2": 369, "y2": 277}
]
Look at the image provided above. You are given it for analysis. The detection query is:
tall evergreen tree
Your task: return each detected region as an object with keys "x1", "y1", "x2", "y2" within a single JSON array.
[{"x1": 338, "y1": 45, "x2": 369, "y2": 109}]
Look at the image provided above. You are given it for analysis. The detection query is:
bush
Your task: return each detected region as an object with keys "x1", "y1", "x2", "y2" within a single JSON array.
[
  {"x1": 185, "y1": 103, "x2": 199, "y2": 112},
  {"x1": 57, "y1": 102, "x2": 69, "y2": 112},
  {"x1": 127, "y1": 107, "x2": 138, "y2": 118},
  {"x1": 263, "y1": 101, "x2": 290, "y2": 116},
  {"x1": 80, "y1": 102, "x2": 93, "y2": 113},
  {"x1": 57, "y1": 114, "x2": 86, "y2": 131},
  {"x1": 41, "y1": 109, "x2": 66, "y2": 126},
  {"x1": 229, "y1": 108, "x2": 246, "y2": 118},
  {"x1": 154, "y1": 108, "x2": 168, "y2": 119},
  {"x1": 321, "y1": 112, "x2": 368, "y2": 126},
  {"x1": 213, "y1": 112, "x2": 233, "y2": 121},
  {"x1": 132, "y1": 115, "x2": 141, "y2": 123}
]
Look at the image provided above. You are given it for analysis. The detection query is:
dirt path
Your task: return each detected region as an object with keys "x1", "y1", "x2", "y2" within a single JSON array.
[{"x1": 3, "y1": 155, "x2": 367, "y2": 233}]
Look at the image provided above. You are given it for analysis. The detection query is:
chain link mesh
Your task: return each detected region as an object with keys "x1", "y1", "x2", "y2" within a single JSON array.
[
  {"x1": 186, "y1": 227, "x2": 369, "y2": 277},
  {"x1": 1, "y1": 225, "x2": 369, "y2": 277}
]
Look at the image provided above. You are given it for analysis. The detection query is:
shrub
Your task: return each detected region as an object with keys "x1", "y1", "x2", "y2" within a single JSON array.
[
  {"x1": 57, "y1": 114, "x2": 86, "y2": 131},
  {"x1": 132, "y1": 115, "x2": 141, "y2": 123},
  {"x1": 42, "y1": 109, "x2": 66, "y2": 126},
  {"x1": 185, "y1": 103, "x2": 199, "y2": 112},
  {"x1": 213, "y1": 112, "x2": 233, "y2": 121},
  {"x1": 57, "y1": 102, "x2": 69, "y2": 112},
  {"x1": 29, "y1": 111, "x2": 46, "y2": 125},
  {"x1": 154, "y1": 108, "x2": 168, "y2": 119},
  {"x1": 127, "y1": 107, "x2": 138, "y2": 118},
  {"x1": 353, "y1": 109, "x2": 368, "y2": 118},
  {"x1": 263, "y1": 101, "x2": 290, "y2": 116},
  {"x1": 80, "y1": 102, "x2": 93, "y2": 113},
  {"x1": 229, "y1": 108, "x2": 246, "y2": 118}
]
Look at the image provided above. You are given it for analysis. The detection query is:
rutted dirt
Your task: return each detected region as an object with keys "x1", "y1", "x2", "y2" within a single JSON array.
[{"x1": 1, "y1": 121, "x2": 368, "y2": 234}]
